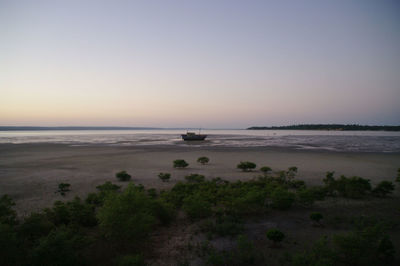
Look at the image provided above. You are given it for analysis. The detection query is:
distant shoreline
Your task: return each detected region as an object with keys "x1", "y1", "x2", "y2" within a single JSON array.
[{"x1": 247, "y1": 124, "x2": 400, "y2": 131}]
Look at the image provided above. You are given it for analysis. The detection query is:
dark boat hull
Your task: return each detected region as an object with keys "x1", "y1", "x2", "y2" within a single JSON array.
[{"x1": 181, "y1": 134, "x2": 207, "y2": 141}]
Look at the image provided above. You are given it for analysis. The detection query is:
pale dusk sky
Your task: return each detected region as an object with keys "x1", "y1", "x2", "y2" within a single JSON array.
[{"x1": 1, "y1": 0, "x2": 399, "y2": 128}]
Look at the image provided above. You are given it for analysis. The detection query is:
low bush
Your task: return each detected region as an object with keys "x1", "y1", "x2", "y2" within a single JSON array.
[
  {"x1": 197, "y1": 156, "x2": 210, "y2": 165},
  {"x1": 173, "y1": 159, "x2": 189, "y2": 168},
  {"x1": 372, "y1": 181, "x2": 395, "y2": 197},
  {"x1": 266, "y1": 228, "x2": 285, "y2": 247},
  {"x1": 323, "y1": 173, "x2": 372, "y2": 198},
  {"x1": 116, "y1": 171, "x2": 131, "y2": 181},
  {"x1": 270, "y1": 187, "x2": 295, "y2": 210},
  {"x1": 182, "y1": 193, "x2": 212, "y2": 220},
  {"x1": 158, "y1": 172, "x2": 171, "y2": 182},
  {"x1": 237, "y1": 161, "x2": 257, "y2": 172},
  {"x1": 297, "y1": 188, "x2": 316, "y2": 207}
]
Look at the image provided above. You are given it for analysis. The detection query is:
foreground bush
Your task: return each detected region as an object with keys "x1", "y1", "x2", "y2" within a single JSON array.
[
  {"x1": 237, "y1": 161, "x2": 257, "y2": 172},
  {"x1": 116, "y1": 171, "x2": 131, "y2": 181},
  {"x1": 173, "y1": 159, "x2": 189, "y2": 168},
  {"x1": 197, "y1": 156, "x2": 210, "y2": 165}
]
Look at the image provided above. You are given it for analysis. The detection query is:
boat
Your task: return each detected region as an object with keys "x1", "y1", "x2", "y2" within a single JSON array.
[{"x1": 181, "y1": 131, "x2": 207, "y2": 141}]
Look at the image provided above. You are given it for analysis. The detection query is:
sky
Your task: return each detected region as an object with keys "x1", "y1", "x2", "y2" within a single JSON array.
[{"x1": 1, "y1": 0, "x2": 399, "y2": 128}]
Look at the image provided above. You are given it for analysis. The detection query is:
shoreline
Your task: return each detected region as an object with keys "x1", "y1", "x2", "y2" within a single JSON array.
[{"x1": 1, "y1": 143, "x2": 399, "y2": 214}]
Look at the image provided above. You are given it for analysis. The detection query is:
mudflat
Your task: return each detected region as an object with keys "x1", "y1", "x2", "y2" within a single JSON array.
[{"x1": 0, "y1": 143, "x2": 399, "y2": 214}]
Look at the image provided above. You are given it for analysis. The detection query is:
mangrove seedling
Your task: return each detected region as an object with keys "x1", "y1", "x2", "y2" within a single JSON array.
[{"x1": 197, "y1": 156, "x2": 210, "y2": 165}]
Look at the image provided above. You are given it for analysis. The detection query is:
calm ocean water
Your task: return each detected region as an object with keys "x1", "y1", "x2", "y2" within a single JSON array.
[{"x1": 1, "y1": 129, "x2": 400, "y2": 153}]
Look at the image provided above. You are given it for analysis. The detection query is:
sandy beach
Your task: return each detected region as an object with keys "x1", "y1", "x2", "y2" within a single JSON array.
[{"x1": 0, "y1": 143, "x2": 399, "y2": 215}]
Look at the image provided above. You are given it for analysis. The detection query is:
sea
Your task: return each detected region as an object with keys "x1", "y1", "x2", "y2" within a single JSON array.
[{"x1": 1, "y1": 129, "x2": 400, "y2": 153}]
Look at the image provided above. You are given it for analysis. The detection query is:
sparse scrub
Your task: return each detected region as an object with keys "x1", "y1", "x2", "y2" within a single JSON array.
[
  {"x1": 173, "y1": 159, "x2": 189, "y2": 168},
  {"x1": 237, "y1": 161, "x2": 256, "y2": 172},
  {"x1": 116, "y1": 171, "x2": 131, "y2": 181},
  {"x1": 197, "y1": 156, "x2": 210, "y2": 165}
]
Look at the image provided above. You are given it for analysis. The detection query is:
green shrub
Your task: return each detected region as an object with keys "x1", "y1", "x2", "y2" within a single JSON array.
[
  {"x1": 31, "y1": 227, "x2": 86, "y2": 266},
  {"x1": 44, "y1": 201, "x2": 70, "y2": 226},
  {"x1": 158, "y1": 172, "x2": 171, "y2": 182},
  {"x1": 197, "y1": 156, "x2": 210, "y2": 165},
  {"x1": 237, "y1": 161, "x2": 257, "y2": 172},
  {"x1": 147, "y1": 188, "x2": 157, "y2": 198},
  {"x1": 333, "y1": 225, "x2": 395, "y2": 265},
  {"x1": 19, "y1": 212, "x2": 54, "y2": 242},
  {"x1": 337, "y1": 176, "x2": 372, "y2": 198},
  {"x1": 372, "y1": 181, "x2": 395, "y2": 197},
  {"x1": 200, "y1": 215, "x2": 244, "y2": 238},
  {"x1": 116, "y1": 254, "x2": 146, "y2": 266},
  {"x1": 270, "y1": 187, "x2": 295, "y2": 210},
  {"x1": 324, "y1": 173, "x2": 372, "y2": 198},
  {"x1": 97, "y1": 183, "x2": 158, "y2": 241},
  {"x1": 185, "y1": 174, "x2": 205, "y2": 183},
  {"x1": 182, "y1": 193, "x2": 212, "y2": 220},
  {"x1": 266, "y1": 228, "x2": 285, "y2": 246},
  {"x1": 173, "y1": 159, "x2": 189, "y2": 168},
  {"x1": 45, "y1": 198, "x2": 97, "y2": 227},
  {"x1": 116, "y1": 171, "x2": 131, "y2": 181},
  {"x1": 66, "y1": 197, "x2": 97, "y2": 227},
  {"x1": 230, "y1": 189, "x2": 267, "y2": 215},
  {"x1": 297, "y1": 188, "x2": 316, "y2": 206},
  {"x1": 0, "y1": 195, "x2": 16, "y2": 225},
  {"x1": 310, "y1": 212, "x2": 323, "y2": 226},
  {"x1": 260, "y1": 166, "x2": 272, "y2": 174},
  {"x1": 0, "y1": 223, "x2": 20, "y2": 265},
  {"x1": 56, "y1": 183, "x2": 71, "y2": 196},
  {"x1": 291, "y1": 236, "x2": 336, "y2": 266},
  {"x1": 396, "y1": 168, "x2": 400, "y2": 183},
  {"x1": 235, "y1": 235, "x2": 256, "y2": 265}
]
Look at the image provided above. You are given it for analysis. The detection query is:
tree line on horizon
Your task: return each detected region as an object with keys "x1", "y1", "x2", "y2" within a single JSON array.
[{"x1": 247, "y1": 124, "x2": 400, "y2": 131}]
